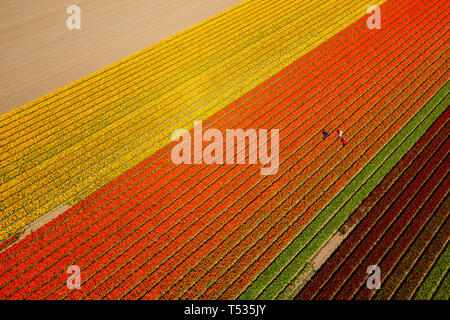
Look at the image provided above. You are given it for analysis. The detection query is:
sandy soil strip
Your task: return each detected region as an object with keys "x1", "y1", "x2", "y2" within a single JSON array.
[
  {"x1": 0, "y1": 0, "x2": 244, "y2": 115},
  {"x1": 281, "y1": 231, "x2": 348, "y2": 299},
  {"x1": 0, "y1": 204, "x2": 71, "y2": 253},
  {"x1": 310, "y1": 231, "x2": 348, "y2": 270},
  {"x1": 18, "y1": 204, "x2": 72, "y2": 240}
]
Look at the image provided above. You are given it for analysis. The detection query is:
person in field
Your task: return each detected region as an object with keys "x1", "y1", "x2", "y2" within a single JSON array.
[
  {"x1": 322, "y1": 129, "x2": 329, "y2": 140},
  {"x1": 341, "y1": 138, "x2": 348, "y2": 146},
  {"x1": 337, "y1": 129, "x2": 343, "y2": 138}
]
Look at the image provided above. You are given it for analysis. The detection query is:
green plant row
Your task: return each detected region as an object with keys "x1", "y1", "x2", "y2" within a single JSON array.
[{"x1": 414, "y1": 238, "x2": 449, "y2": 299}]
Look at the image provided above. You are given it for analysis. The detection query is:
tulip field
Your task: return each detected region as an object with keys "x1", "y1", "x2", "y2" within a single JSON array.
[
  {"x1": 0, "y1": 0, "x2": 448, "y2": 300},
  {"x1": 297, "y1": 106, "x2": 449, "y2": 300}
]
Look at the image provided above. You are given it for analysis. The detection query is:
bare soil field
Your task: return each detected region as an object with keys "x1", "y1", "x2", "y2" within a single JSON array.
[{"x1": 0, "y1": 0, "x2": 244, "y2": 115}]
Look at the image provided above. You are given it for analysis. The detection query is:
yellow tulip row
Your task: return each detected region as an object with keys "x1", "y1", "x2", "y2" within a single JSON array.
[{"x1": 0, "y1": 0, "x2": 384, "y2": 240}]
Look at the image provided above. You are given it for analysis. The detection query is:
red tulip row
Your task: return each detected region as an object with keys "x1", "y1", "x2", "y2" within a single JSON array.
[
  {"x1": 390, "y1": 216, "x2": 449, "y2": 299},
  {"x1": 0, "y1": 234, "x2": 20, "y2": 252},
  {"x1": 370, "y1": 175, "x2": 449, "y2": 300},
  {"x1": 297, "y1": 111, "x2": 449, "y2": 300}
]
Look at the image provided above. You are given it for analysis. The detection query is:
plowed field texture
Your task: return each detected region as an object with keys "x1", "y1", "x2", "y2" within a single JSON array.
[{"x1": 0, "y1": 0, "x2": 448, "y2": 300}]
